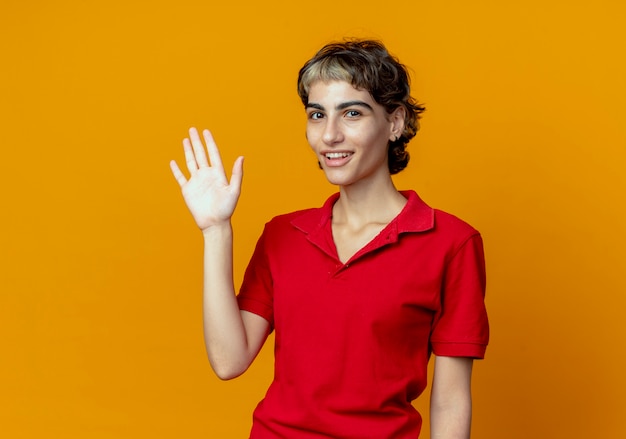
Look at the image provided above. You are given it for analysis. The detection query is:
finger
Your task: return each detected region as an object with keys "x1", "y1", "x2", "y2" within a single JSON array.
[
  {"x1": 169, "y1": 160, "x2": 188, "y2": 187},
  {"x1": 183, "y1": 138, "x2": 199, "y2": 174},
  {"x1": 202, "y1": 129, "x2": 224, "y2": 172},
  {"x1": 189, "y1": 127, "x2": 210, "y2": 168},
  {"x1": 229, "y1": 156, "x2": 244, "y2": 194}
]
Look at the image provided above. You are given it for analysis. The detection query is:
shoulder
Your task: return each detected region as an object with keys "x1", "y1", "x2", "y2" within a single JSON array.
[
  {"x1": 400, "y1": 190, "x2": 480, "y2": 243},
  {"x1": 265, "y1": 207, "x2": 320, "y2": 230},
  {"x1": 255, "y1": 207, "x2": 327, "y2": 259},
  {"x1": 264, "y1": 193, "x2": 337, "y2": 235},
  {"x1": 259, "y1": 206, "x2": 328, "y2": 245},
  {"x1": 433, "y1": 209, "x2": 480, "y2": 238},
  {"x1": 430, "y1": 209, "x2": 484, "y2": 264}
]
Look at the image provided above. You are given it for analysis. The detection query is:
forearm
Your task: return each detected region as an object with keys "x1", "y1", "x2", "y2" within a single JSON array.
[{"x1": 201, "y1": 222, "x2": 252, "y2": 379}]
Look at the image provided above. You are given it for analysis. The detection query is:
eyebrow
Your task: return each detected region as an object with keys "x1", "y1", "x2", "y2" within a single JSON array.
[{"x1": 305, "y1": 100, "x2": 374, "y2": 112}]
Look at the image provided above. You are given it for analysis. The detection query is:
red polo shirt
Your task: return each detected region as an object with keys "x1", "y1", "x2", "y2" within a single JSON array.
[{"x1": 237, "y1": 190, "x2": 489, "y2": 438}]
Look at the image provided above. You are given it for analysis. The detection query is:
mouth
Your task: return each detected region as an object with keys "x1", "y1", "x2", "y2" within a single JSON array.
[
  {"x1": 324, "y1": 152, "x2": 353, "y2": 160},
  {"x1": 322, "y1": 151, "x2": 353, "y2": 167}
]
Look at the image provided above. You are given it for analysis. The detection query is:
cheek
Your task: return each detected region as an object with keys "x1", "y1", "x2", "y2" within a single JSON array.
[
  {"x1": 356, "y1": 127, "x2": 388, "y2": 151},
  {"x1": 305, "y1": 125, "x2": 318, "y2": 148}
]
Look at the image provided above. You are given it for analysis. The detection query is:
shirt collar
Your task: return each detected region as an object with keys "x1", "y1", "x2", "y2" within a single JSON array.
[{"x1": 290, "y1": 190, "x2": 435, "y2": 236}]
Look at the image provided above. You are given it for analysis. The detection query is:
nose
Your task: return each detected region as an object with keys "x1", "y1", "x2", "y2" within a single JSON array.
[{"x1": 321, "y1": 117, "x2": 343, "y2": 145}]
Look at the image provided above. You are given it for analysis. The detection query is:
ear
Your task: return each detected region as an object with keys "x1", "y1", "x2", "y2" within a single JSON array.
[{"x1": 388, "y1": 106, "x2": 406, "y2": 141}]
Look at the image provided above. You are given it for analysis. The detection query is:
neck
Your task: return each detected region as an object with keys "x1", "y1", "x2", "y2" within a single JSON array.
[{"x1": 333, "y1": 177, "x2": 407, "y2": 226}]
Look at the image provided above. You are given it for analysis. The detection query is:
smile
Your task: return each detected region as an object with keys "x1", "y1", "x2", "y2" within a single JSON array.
[{"x1": 325, "y1": 152, "x2": 353, "y2": 159}]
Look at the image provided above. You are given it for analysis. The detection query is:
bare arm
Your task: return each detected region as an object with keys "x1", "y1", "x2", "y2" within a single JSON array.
[
  {"x1": 170, "y1": 127, "x2": 270, "y2": 380},
  {"x1": 430, "y1": 356, "x2": 474, "y2": 439}
]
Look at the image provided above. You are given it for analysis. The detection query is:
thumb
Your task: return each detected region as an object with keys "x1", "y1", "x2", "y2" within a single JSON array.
[{"x1": 229, "y1": 156, "x2": 244, "y2": 193}]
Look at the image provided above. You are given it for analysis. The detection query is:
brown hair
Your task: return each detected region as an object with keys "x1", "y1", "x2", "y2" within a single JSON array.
[{"x1": 297, "y1": 39, "x2": 425, "y2": 174}]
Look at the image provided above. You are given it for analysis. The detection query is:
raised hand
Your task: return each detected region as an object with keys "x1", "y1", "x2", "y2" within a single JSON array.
[{"x1": 170, "y1": 128, "x2": 244, "y2": 231}]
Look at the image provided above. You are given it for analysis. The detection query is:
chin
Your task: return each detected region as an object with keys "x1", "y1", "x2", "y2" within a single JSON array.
[
  {"x1": 321, "y1": 169, "x2": 352, "y2": 187},
  {"x1": 325, "y1": 177, "x2": 361, "y2": 188}
]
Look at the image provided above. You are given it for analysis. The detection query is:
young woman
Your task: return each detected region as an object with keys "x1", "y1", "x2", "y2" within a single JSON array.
[{"x1": 170, "y1": 40, "x2": 489, "y2": 439}]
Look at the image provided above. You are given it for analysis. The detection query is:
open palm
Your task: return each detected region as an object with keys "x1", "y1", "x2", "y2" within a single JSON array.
[{"x1": 170, "y1": 128, "x2": 244, "y2": 231}]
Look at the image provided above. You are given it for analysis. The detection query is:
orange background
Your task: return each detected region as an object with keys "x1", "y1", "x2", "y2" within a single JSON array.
[{"x1": 1, "y1": 1, "x2": 625, "y2": 437}]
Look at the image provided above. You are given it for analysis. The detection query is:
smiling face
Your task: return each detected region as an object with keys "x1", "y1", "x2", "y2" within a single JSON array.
[{"x1": 305, "y1": 80, "x2": 405, "y2": 188}]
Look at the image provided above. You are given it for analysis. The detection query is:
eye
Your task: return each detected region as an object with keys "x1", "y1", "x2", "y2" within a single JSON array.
[
  {"x1": 345, "y1": 110, "x2": 361, "y2": 118},
  {"x1": 308, "y1": 111, "x2": 324, "y2": 120}
]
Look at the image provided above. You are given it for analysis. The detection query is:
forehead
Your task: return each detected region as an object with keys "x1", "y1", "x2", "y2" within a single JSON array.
[{"x1": 307, "y1": 80, "x2": 375, "y2": 105}]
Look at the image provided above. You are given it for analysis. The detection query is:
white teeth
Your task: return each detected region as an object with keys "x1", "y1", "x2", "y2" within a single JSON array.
[{"x1": 325, "y1": 152, "x2": 351, "y2": 159}]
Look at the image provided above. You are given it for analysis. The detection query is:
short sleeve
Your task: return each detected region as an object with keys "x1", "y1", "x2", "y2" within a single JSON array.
[
  {"x1": 237, "y1": 226, "x2": 275, "y2": 330},
  {"x1": 430, "y1": 233, "x2": 489, "y2": 359}
]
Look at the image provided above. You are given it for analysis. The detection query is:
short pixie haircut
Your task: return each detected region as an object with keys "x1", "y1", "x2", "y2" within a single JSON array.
[{"x1": 297, "y1": 39, "x2": 425, "y2": 174}]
